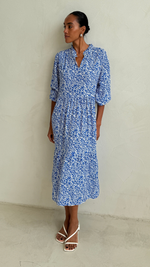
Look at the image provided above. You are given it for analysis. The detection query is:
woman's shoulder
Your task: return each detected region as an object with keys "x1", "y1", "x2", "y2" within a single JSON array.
[
  {"x1": 92, "y1": 44, "x2": 107, "y2": 57},
  {"x1": 54, "y1": 47, "x2": 71, "y2": 58},
  {"x1": 92, "y1": 45, "x2": 110, "y2": 66}
]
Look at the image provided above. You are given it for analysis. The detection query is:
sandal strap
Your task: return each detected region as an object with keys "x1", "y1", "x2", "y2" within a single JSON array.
[
  {"x1": 65, "y1": 242, "x2": 78, "y2": 245},
  {"x1": 63, "y1": 223, "x2": 68, "y2": 236},
  {"x1": 57, "y1": 231, "x2": 67, "y2": 238},
  {"x1": 65, "y1": 225, "x2": 80, "y2": 242}
]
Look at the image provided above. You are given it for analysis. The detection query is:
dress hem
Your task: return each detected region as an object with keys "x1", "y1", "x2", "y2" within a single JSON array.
[{"x1": 52, "y1": 193, "x2": 100, "y2": 206}]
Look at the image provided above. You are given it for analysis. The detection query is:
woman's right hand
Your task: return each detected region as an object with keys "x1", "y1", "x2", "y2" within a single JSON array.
[{"x1": 47, "y1": 125, "x2": 55, "y2": 143}]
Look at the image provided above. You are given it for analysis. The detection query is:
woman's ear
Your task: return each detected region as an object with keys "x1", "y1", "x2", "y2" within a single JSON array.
[{"x1": 81, "y1": 25, "x2": 86, "y2": 35}]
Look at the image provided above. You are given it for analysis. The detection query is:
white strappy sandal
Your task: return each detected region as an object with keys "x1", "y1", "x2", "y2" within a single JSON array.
[
  {"x1": 64, "y1": 222, "x2": 80, "y2": 252},
  {"x1": 56, "y1": 223, "x2": 68, "y2": 244}
]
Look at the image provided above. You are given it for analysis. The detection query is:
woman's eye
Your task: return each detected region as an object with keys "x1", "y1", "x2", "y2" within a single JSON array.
[{"x1": 63, "y1": 26, "x2": 72, "y2": 29}]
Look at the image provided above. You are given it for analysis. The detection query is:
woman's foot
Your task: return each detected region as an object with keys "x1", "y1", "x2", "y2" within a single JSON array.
[
  {"x1": 64, "y1": 220, "x2": 79, "y2": 251},
  {"x1": 56, "y1": 219, "x2": 69, "y2": 242}
]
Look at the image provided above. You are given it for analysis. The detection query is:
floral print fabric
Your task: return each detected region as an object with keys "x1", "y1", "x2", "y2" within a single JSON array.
[{"x1": 49, "y1": 44, "x2": 111, "y2": 206}]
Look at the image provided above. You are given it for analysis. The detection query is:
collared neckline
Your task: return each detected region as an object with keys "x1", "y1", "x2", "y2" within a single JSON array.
[{"x1": 70, "y1": 44, "x2": 93, "y2": 58}]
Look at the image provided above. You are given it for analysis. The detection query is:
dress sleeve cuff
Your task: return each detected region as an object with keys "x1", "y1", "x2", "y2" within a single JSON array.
[{"x1": 49, "y1": 88, "x2": 58, "y2": 102}]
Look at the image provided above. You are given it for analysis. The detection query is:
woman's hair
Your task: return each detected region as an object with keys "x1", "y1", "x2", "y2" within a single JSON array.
[{"x1": 69, "y1": 11, "x2": 90, "y2": 36}]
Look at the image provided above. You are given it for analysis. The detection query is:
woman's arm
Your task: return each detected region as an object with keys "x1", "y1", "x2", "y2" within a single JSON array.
[
  {"x1": 50, "y1": 100, "x2": 56, "y2": 125},
  {"x1": 96, "y1": 104, "x2": 105, "y2": 126},
  {"x1": 96, "y1": 104, "x2": 105, "y2": 140},
  {"x1": 47, "y1": 100, "x2": 56, "y2": 143}
]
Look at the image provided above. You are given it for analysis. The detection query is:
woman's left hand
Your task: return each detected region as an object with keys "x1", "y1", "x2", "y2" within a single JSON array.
[{"x1": 96, "y1": 122, "x2": 100, "y2": 140}]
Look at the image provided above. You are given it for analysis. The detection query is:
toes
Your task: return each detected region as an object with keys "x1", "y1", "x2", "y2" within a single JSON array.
[
  {"x1": 57, "y1": 233, "x2": 65, "y2": 241},
  {"x1": 65, "y1": 244, "x2": 76, "y2": 250},
  {"x1": 65, "y1": 244, "x2": 71, "y2": 250}
]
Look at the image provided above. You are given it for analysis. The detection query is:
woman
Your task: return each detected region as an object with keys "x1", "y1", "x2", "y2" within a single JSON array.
[{"x1": 47, "y1": 11, "x2": 111, "y2": 252}]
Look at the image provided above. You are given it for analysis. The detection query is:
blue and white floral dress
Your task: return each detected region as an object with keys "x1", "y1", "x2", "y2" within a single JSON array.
[{"x1": 49, "y1": 43, "x2": 111, "y2": 206}]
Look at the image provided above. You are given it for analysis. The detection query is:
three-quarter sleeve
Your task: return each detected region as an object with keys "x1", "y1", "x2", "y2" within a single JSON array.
[
  {"x1": 95, "y1": 49, "x2": 111, "y2": 106},
  {"x1": 49, "y1": 53, "x2": 59, "y2": 102}
]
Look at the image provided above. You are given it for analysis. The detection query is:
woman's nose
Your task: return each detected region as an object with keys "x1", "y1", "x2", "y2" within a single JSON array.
[{"x1": 64, "y1": 27, "x2": 68, "y2": 34}]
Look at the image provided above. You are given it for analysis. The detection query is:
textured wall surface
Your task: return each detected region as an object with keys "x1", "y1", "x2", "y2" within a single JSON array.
[{"x1": 0, "y1": 0, "x2": 150, "y2": 220}]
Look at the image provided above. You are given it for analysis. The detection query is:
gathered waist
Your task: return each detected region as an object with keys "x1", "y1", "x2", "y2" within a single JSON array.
[{"x1": 58, "y1": 88, "x2": 96, "y2": 102}]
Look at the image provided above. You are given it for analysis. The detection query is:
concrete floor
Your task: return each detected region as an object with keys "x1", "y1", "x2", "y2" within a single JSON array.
[{"x1": 0, "y1": 203, "x2": 150, "y2": 267}]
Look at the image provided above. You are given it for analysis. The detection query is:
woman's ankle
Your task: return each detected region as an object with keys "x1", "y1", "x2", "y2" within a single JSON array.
[
  {"x1": 64, "y1": 217, "x2": 70, "y2": 224},
  {"x1": 69, "y1": 218, "x2": 79, "y2": 224}
]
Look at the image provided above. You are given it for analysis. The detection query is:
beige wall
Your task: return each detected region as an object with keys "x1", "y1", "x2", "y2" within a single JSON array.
[{"x1": 0, "y1": 0, "x2": 150, "y2": 220}]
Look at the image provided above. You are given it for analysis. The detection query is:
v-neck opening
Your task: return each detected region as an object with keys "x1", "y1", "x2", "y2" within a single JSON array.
[
  {"x1": 75, "y1": 55, "x2": 84, "y2": 69},
  {"x1": 71, "y1": 44, "x2": 92, "y2": 69}
]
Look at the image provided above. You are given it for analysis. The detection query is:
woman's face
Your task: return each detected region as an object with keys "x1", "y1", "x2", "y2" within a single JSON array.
[{"x1": 63, "y1": 14, "x2": 85, "y2": 43}]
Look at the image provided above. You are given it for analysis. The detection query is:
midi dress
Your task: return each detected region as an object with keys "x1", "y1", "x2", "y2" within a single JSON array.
[{"x1": 49, "y1": 43, "x2": 111, "y2": 206}]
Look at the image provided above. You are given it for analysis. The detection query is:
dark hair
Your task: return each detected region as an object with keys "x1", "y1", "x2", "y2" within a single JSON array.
[{"x1": 69, "y1": 11, "x2": 90, "y2": 36}]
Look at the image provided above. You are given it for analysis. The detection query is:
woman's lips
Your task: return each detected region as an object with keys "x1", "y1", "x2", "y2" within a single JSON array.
[{"x1": 65, "y1": 36, "x2": 69, "y2": 38}]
